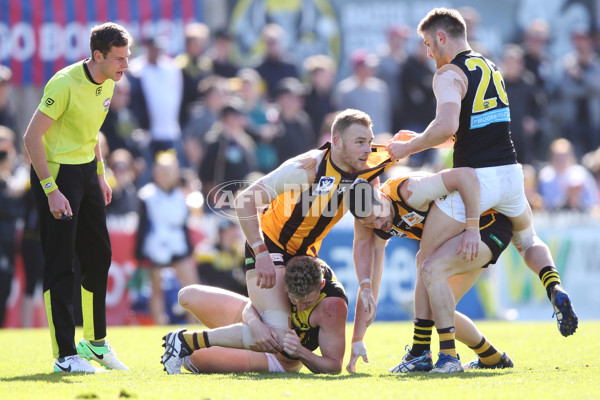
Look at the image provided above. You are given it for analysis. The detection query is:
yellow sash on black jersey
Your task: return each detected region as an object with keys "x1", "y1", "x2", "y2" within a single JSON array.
[{"x1": 261, "y1": 143, "x2": 393, "y2": 256}]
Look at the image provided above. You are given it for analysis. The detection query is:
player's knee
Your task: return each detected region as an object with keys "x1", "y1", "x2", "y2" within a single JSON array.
[
  {"x1": 177, "y1": 284, "x2": 201, "y2": 309},
  {"x1": 511, "y1": 225, "x2": 536, "y2": 255}
]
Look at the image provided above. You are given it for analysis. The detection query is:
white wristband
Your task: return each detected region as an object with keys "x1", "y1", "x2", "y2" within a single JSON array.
[{"x1": 359, "y1": 278, "x2": 372, "y2": 285}]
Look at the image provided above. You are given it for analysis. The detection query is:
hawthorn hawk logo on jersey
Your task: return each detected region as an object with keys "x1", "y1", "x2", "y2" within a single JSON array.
[{"x1": 103, "y1": 97, "x2": 111, "y2": 112}]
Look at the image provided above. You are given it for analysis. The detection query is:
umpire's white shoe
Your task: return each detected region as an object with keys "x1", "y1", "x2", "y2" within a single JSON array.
[
  {"x1": 54, "y1": 354, "x2": 104, "y2": 373},
  {"x1": 77, "y1": 339, "x2": 130, "y2": 371}
]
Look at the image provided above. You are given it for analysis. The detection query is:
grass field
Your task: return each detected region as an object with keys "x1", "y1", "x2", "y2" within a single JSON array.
[{"x1": 1, "y1": 320, "x2": 598, "y2": 400}]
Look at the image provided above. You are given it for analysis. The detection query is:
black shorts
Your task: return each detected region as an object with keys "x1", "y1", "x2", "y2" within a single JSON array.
[
  {"x1": 479, "y1": 212, "x2": 513, "y2": 268},
  {"x1": 244, "y1": 235, "x2": 295, "y2": 272}
]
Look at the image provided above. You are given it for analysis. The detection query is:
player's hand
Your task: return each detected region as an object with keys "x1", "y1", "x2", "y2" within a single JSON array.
[
  {"x1": 359, "y1": 287, "x2": 377, "y2": 326},
  {"x1": 247, "y1": 318, "x2": 282, "y2": 353},
  {"x1": 392, "y1": 130, "x2": 418, "y2": 142},
  {"x1": 346, "y1": 341, "x2": 369, "y2": 373},
  {"x1": 385, "y1": 140, "x2": 412, "y2": 161},
  {"x1": 98, "y1": 175, "x2": 112, "y2": 205},
  {"x1": 457, "y1": 228, "x2": 480, "y2": 262},
  {"x1": 47, "y1": 189, "x2": 72, "y2": 220},
  {"x1": 282, "y1": 329, "x2": 302, "y2": 358},
  {"x1": 254, "y1": 254, "x2": 276, "y2": 288}
]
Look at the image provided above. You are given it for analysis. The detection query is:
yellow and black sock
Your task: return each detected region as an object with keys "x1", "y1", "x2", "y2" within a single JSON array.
[
  {"x1": 539, "y1": 266, "x2": 561, "y2": 300},
  {"x1": 469, "y1": 336, "x2": 502, "y2": 365},
  {"x1": 437, "y1": 327, "x2": 457, "y2": 359},
  {"x1": 410, "y1": 318, "x2": 434, "y2": 358},
  {"x1": 182, "y1": 330, "x2": 211, "y2": 351}
]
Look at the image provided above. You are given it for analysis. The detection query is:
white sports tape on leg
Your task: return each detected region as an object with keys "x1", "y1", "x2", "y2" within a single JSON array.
[
  {"x1": 406, "y1": 173, "x2": 448, "y2": 209},
  {"x1": 511, "y1": 224, "x2": 536, "y2": 255},
  {"x1": 260, "y1": 310, "x2": 290, "y2": 330},
  {"x1": 241, "y1": 324, "x2": 256, "y2": 349}
]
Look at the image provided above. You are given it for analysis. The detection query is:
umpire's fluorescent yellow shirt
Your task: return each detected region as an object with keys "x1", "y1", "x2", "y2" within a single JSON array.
[{"x1": 38, "y1": 59, "x2": 115, "y2": 165}]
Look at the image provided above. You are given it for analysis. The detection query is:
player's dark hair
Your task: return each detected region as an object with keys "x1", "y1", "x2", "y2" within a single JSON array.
[
  {"x1": 90, "y1": 22, "x2": 132, "y2": 59},
  {"x1": 285, "y1": 256, "x2": 324, "y2": 299},
  {"x1": 417, "y1": 8, "x2": 467, "y2": 40}
]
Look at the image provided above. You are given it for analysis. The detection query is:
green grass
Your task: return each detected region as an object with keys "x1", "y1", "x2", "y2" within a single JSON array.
[{"x1": 1, "y1": 321, "x2": 598, "y2": 400}]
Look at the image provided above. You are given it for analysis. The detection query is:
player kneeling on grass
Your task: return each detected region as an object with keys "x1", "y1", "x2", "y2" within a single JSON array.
[{"x1": 160, "y1": 255, "x2": 347, "y2": 374}]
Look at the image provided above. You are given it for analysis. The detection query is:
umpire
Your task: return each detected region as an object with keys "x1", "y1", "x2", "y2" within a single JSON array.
[{"x1": 24, "y1": 22, "x2": 131, "y2": 373}]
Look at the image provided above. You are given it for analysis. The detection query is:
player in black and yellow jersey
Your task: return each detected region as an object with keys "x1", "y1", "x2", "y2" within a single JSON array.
[
  {"x1": 385, "y1": 7, "x2": 577, "y2": 371},
  {"x1": 161, "y1": 256, "x2": 348, "y2": 374},
  {"x1": 221, "y1": 109, "x2": 393, "y2": 355},
  {"x1": 347, "y1": 168, "x2": 514, "y2": 374},
  {"x1": 23, "y1": 22, "x2": 131, "y2": 373}
]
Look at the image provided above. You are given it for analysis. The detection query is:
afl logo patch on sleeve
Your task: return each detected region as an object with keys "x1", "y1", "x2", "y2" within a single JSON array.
[
  {"x1": 103, "y1": 97, "x2": 111, "y2": 112},
  {"x1": 44, "y1": 98, "x2": 54, "y2": 107}
]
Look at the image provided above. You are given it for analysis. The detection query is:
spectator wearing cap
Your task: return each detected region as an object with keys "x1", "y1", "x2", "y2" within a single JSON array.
[
  {"x1": 207, "y1": 28, "x2": 240, "y2": 78},
  {"x1": 254, "y1": 23, "x2": 299, "y2": 101},
  {"x1": 376, "y1": 25, "x2": 410, "y2": 132},
  {"x1": 303, "y1": 55, "x2": 337, "y2": 139},
  {"x1": 0, "y1": 66, "x2": 19, "y2": 142},
  {"x1": 199, "y1": 100, "x2": 257, "y2": 209},
  {"x1": 175, "y1": 23, "x2": 213, "y2": 126},
  {"x1": 129, "y1": 35, "x2": 185, "y2": 168},
  {"x1": 538, "y1": 138, "x2": 598, "y2": 211},
  {"x1": 263, "y1": 78, "x2": 315, "y2": 166},
  {"x1": 333, "y1": 49, "x2": 391, "y2": 134}
]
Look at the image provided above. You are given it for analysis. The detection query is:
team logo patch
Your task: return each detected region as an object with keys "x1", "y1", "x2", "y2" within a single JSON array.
[
  {"x1": 103, "y1": 97, "x2": 111, "y2": 111},
  {"x1": 44, "y1": 98, "x2": 54, "y2": 107},
  {"x1": 314, "y1": 176, "x2": 335, "y2": 195},
  {"x1": 96, "y1": 87, "x2": 102, "y2": 96},
  {"x1": 401, "y1": 211, "x2": 424, "y2": 227}
]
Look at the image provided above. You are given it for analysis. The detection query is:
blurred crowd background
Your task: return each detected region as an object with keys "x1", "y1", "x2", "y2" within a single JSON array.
[{"x1": 1, "y1": 0, "x2": 600, "y2": 327}]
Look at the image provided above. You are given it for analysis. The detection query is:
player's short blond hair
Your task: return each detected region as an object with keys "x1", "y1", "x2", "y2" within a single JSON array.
[{"x1": 331, "y1": 109, "x2": 372, "y2": 139}]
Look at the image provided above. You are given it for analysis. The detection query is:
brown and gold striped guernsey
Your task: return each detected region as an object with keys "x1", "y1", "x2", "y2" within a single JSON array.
[{"x1": 260, "y1": 143, "x2": 393, "y2": 257}]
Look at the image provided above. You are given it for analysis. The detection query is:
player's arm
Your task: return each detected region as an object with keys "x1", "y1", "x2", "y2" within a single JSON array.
[
  {"x1": 23, "y1": 109, "x2": 73, "y2": 219},
  {"x1": 234, "y1": 156, "x2": 315, "y2": 288},
  {"x1": 387, "y1": 65, "x2": 466, "y2": 160},
  {"x1": 347, "y1": 222, "x2": 387, "y2": 373},
  {"x1": 94, "y1": 141, "x2": 112, "y2": 205},
  {"x1": 283, "y1": 297, "x2": 348, "y2": 374}
]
